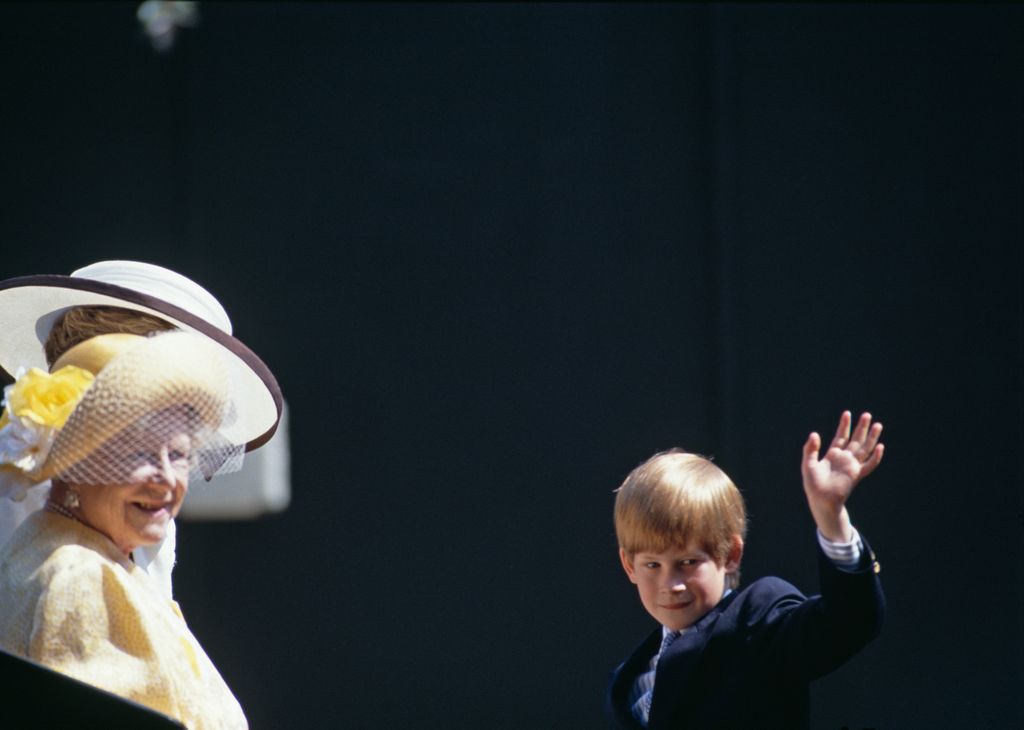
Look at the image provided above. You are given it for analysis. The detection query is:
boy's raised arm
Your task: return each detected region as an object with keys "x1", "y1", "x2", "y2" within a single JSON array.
[{"x1": 801, "y1": 411, "x2": 884, "y2": 543}]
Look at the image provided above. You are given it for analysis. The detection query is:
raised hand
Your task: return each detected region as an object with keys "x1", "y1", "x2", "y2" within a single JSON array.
[{"x1": 801, "y1": 411, "x2": 884, "y2": 542}]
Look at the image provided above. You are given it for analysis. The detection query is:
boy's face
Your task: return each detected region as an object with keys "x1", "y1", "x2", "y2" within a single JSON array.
[{"x1": 619, "y1": 537, "x2": 742, "y2": 631}]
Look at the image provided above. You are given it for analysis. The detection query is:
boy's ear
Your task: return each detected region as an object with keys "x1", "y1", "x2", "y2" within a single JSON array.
[
  {"x1": 619, "y1": 548, "x2": 639, "y2": 584},
  {"x1": 724, "y1": 535, "x2": 744, "y2": 574}
]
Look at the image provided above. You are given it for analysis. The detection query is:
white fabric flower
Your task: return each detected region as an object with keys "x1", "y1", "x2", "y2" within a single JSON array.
[{"x1": 0, "y1": 414, "x2": 58, "y2": 476}]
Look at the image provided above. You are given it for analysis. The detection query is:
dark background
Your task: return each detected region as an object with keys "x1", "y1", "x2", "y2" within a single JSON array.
[{"x1": 2, "y1": 2, "x2": 1021, "y2": 728}]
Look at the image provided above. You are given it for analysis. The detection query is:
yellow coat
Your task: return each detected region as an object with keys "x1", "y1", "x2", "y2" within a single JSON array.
[{"x1": 0, "y1": 510, "x2": 247, "y2": 729}]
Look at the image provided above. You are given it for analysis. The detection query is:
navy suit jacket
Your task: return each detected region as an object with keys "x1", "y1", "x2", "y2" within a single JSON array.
[{"x1": 607, "y1": 542, "x2": 884, "y2": 730}]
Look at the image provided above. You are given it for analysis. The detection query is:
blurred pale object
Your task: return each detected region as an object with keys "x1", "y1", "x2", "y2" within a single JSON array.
[
  {"x1": 137, "y1": 1, "x2": 198, "y2": 53},
  {"x1": 179, "y1": 402, "x2": 291, "y2": 520}
]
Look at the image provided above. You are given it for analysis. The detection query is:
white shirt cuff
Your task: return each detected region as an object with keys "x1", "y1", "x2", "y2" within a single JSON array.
[{"x1": 816, "y1": 525, "x2": 862, "y2": 568}]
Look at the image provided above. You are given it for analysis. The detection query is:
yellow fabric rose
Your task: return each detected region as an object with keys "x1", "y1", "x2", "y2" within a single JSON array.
[{"x1": 5, "y1": 366, "x2": 95, "y2": 429}]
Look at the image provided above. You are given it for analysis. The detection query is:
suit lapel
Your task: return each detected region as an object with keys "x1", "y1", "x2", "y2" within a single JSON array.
[{"x1": 609, "y1": 629, "x2": 662, "y2": 729}]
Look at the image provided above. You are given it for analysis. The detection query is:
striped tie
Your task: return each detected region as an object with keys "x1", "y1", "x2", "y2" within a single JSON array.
[{"x1": 630, "y1": 629, "x2": 681, "y2": 726}]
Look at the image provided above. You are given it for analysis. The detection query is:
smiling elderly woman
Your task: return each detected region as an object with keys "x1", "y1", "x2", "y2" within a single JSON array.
[{"x1": 0, "y1": 331, "x2": 254, "y2": 729}]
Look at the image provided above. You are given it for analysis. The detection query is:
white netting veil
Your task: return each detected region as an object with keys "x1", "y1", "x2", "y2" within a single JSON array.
[{"x1": 41, "y1": 331, "x2": 245, "y2": 485}]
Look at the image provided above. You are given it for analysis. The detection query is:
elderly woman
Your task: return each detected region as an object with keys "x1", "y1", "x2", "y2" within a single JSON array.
[
  {"x1": 0, "y1": 265, "x2": 281, "y2": 729},
  {"x1": 0, "y1": 260, "x2": 281, "y2": 597},
  {"x1": 0, "y1": 332, "x2": 250, "y2": 727}
]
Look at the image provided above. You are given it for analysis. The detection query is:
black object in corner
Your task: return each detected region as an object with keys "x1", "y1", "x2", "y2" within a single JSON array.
[{"x1": 0, "y1": 647, "x2": 186, "y2": 729}]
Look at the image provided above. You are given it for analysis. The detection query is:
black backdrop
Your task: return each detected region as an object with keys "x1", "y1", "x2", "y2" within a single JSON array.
[{"x1": 2, "y1": 3, "x2": 1021, "y2": 728}]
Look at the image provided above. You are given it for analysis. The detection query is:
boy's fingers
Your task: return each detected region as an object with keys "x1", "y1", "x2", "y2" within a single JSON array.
[
  {"x1": 829, "y1": 411, "x2": 851, "y2": 449},
  {"x1": 803, "y1": 432, "x2": 821, "y2": 464},
  {"x1": 800, "y1": 433, "x2": 820, "y2": 484},
  {"x1": 859, "y1": 443, "x2": 885, "y2": 478},
  {"x1": 851, "y1": 412, "x2": 872, "y2": 446},
  {"x1": 861, "y1": 422, "x2": 883, "y2": 452}
]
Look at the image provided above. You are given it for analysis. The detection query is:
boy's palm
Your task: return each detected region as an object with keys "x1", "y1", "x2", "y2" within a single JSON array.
[{"x1": 802, "y1": 411, "x2": 884, "y2": 506}]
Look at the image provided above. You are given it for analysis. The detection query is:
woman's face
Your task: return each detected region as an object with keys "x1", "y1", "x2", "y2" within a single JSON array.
[{"x1": 76, "y1": 426, "x2": 192, "y2": 555}]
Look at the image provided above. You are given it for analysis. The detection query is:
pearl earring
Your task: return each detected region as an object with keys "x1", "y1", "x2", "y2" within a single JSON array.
[{"x1": 63, "y1": 487, "x2": 81, "y2": 510}]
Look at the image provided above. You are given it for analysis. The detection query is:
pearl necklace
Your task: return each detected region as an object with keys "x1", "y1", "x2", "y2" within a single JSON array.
[{"x1": 45, "y1": 500, "x2": 80, "y2": 523}]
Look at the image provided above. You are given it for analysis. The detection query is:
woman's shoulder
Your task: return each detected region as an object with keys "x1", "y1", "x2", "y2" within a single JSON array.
[
  {"x1": 40, "y1": 539, "x2": 115, "y2": 583},
  {"x1": 0, "y1": 512, "x2": 129, "y2": 651},
  {"x1": 5, "y1": 512, "x2": 129, "y2": 590}
]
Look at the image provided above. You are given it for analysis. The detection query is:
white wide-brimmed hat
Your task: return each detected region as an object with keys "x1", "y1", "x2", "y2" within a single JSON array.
[{"x1": 0, "y1": 261, "x2": 281, "y2": 451}]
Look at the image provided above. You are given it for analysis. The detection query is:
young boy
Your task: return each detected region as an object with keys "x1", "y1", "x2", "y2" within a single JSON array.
[{"x1": 607, "y1": 411, "x2": 885, "y2": 729}]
